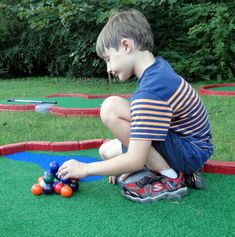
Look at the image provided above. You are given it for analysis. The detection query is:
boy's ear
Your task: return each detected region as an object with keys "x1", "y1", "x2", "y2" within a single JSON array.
[{"x1": 120, "y1": 38, "x2": 134, "y2": 53}]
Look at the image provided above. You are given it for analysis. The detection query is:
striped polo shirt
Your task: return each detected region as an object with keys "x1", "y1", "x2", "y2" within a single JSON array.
[{"x1": 130, "y1": 57, "x2": 212, "y2": 142}]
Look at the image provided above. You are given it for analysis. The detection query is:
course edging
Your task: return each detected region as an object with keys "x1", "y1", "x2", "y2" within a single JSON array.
[
  {"x1": 199, "y1": 83, "x2": 235, "y2": 96},
  {"x1": 0, "y1": 140, "x2": 234, "y2": 175},
  {"x1": 0, "y1": 139, "x2": 105, "y2": 155}
]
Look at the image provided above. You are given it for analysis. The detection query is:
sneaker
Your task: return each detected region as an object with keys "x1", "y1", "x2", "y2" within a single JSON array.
[
  {"x1": 122, "y1": 172, "x2": 187, "y2": 203},
  {"x1": 116, "y1": 168, "x2": 158, "y2": 188},
  {"x1": 184, "y1": 172, "x2": 206, "y2": 189}
]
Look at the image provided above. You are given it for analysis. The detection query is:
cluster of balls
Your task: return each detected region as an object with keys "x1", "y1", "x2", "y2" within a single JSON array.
[{"x1": 31, "y1": 161, "x2": 79, "y2": 198}]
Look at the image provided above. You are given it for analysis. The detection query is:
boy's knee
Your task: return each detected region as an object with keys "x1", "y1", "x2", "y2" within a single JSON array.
[
  {"x1": 100, "y1": 96, "x2": 123, "y2": 124},
  {"x1": 99, "y1": 139, "x2": 123, "y2": 160},
  {"x1": 99, "y1": 143, "x2": 110, "y2": 160}
]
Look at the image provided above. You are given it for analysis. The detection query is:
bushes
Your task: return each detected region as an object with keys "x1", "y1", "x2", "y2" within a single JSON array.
[
  {"x1": 0, "y1": 0, "x2": 234, "y2": 81},
  {"x1": 173, "y1": 2, "x2": 235, "y2": 81}
]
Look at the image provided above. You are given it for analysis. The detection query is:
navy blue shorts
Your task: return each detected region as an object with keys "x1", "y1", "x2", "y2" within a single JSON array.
[{"x1": 122, "y1": 130, "x2": 214, "y2": 174}]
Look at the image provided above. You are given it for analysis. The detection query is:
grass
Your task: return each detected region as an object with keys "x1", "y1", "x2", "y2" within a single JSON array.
[
  {"x1": 0, "y1": 77, "x2": 235, "y2": 237},
  {"x1": 0, "y1": 76, "x2": 235, "y2": 162}
]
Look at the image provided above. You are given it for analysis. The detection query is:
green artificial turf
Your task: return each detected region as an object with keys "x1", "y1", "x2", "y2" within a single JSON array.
[
  {"x1": 0, "y1": 150, "x2": 234, "y2": 237},
  {"x1": 0, "y1": 97, "x2": 106, "y2": 108},
  {"x1": 208, "y1": 86, "x2": 235, "y2": 91}
]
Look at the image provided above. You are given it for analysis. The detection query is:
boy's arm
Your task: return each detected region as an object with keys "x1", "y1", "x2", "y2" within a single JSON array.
[
  {"x1": 57, "y1": 140, "x2": 152, "y2": 180},
  {"x1": 87, "y1": 140, "x2": 151, "y2": 176}
]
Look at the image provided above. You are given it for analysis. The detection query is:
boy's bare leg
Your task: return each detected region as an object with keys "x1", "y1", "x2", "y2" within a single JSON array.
[
  {"x1": 99, "y1": 138, "x2": 123, "y2": 184},
  {"x1": 100, "y1": 138, "x2": 156, "y2": 184},
  {"x1": 99, "y1": 97, "x2": 204, "y2": 190},
  {"x1": 99, "y1": 96, "x2": 171, "y2": 173},
  {"x1": 99, "y1": 138, "x2": 122, "y2": 160}
]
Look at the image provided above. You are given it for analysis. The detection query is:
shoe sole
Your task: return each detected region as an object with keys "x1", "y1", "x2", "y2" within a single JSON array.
[
  {"x1": 122, "y1": 187, "x2": 188, "y2": 203},
  {"x1": 185, "y1": 172, "x2": 206, "y2": 189}
]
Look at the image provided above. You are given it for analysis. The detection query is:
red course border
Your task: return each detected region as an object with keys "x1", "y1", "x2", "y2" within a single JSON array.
[
  {"x1": 0, "y1": 93, "x2": 131, "y2": 117},
  {"x1": 0, "y1": 139, "x2": 234, "y2": 175},
  {"x1": 0, "y1": 139, "x2": 106, "y2": 155},
  {"x1": 199, "y1": 83, "x2": 235, "y2": 96}
]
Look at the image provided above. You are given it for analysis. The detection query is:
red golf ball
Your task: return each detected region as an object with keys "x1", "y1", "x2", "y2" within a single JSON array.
[{"x1": 54, "y1": 183, "x2": 64, "y2": 194}]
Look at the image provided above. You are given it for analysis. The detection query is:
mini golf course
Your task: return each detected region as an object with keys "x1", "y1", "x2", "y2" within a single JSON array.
[
  {"x1": 0, "y1": 93, "x2": 131, "y2": 117},
  {"x1": 0, "y1": 139, "x2": 235, "y2": 237},
  {"x1": 199, "y1": 83, "x2": 235, "y2": 96}
]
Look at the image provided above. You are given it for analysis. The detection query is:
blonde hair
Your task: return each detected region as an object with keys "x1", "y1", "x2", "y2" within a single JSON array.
[{"x1": 96, "y1": 9, "x2": 154, "y2": 58}]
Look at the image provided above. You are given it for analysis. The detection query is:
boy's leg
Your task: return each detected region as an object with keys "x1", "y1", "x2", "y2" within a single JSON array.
[
  {"x1": 151, "y1": 131, "x2": 207, "y2": 189},
  {"x1": 99, "y1": 138, "x2": 123, "y2": 184},
  {"x1": 100, "y1": 96, "x2": 187, "y2": 202},
  {"x1": 99, "y1": 138, "x2": 123, "y2": 161},
  {"x1": 100, "y1": 96, "x2": 173, "y2": 172},
  {"x1": 100, "y1": 138, "x2": 159, "y2": 186},
  {"x1": 100, "y1": 138, "x2": 205, "y2": 189}
]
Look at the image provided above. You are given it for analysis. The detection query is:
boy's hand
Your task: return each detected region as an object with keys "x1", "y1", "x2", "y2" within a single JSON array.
[
  {"x1": 109, "y1": 176, "x2": 117, "y2": 184},
  {"x1": 109, "y1": 173, "x2": 131, "y2": 185},
  {"x1": 57, "y1": 159, "x2": 87, "y2": 180},
  {"x1": 119, "y1": 173, "x2": 131, "y2": 182},
  {"x1": 109, "y1": 173, "x2": 132, "y2": 184}
]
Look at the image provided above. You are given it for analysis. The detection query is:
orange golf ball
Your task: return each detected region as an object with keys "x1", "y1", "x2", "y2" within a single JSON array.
[
  {"x1": 61, "y1": 186, "x2": 73, "y2": 198},
  {"x1": 31, "y1": 184, "x2": 43, "y2": 195}
]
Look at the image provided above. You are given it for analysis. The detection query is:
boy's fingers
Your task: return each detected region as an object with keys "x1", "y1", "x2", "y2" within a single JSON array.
[
  {"x1": 60, "y1": 173, "x2": 70, "y2": 180},
  {"x1": 58, "y1": 163, "x2": 68, "y2": 173},
  {"x1": 57, "y1": 167, "x2": 69, "y2": 179},
  {"x1": 108, "y1": 176, "x2": 116, "y2": 184},
  {"x1": 119, "y1": 173, "x2": 130, "y2": 181}
]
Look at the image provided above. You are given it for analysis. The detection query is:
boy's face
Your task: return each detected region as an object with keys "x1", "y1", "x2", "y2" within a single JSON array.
[{"x1": 103, "y1": 46, "x2": 134, "y2": 81}]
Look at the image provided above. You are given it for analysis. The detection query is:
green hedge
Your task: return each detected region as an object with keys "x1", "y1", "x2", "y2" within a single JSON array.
[{"x1": 0, "y1": 0, "x2": 234, "y2": 81}]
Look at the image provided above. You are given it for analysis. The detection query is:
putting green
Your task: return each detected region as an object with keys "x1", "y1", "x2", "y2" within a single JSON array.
[
  {"x1": 199, "y1": 83, "x2": 235, "y2": 96},
  {"x1": 0, "y1": 149, "x2": 234, "y2": 237},
  {"x1": 0, "y1": 97, "x2": 105, "y2": 108},
  {"x1": 0, "y1": 93, "x2": 131, "y2": 116},
  {"x1": 208, "y1": 86, "x2": 235, "y2": 91}
]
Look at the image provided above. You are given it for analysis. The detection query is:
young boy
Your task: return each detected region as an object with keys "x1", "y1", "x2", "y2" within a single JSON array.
[{"x1": 58, "y1": 9, "x2": 214, "y2": 203}]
